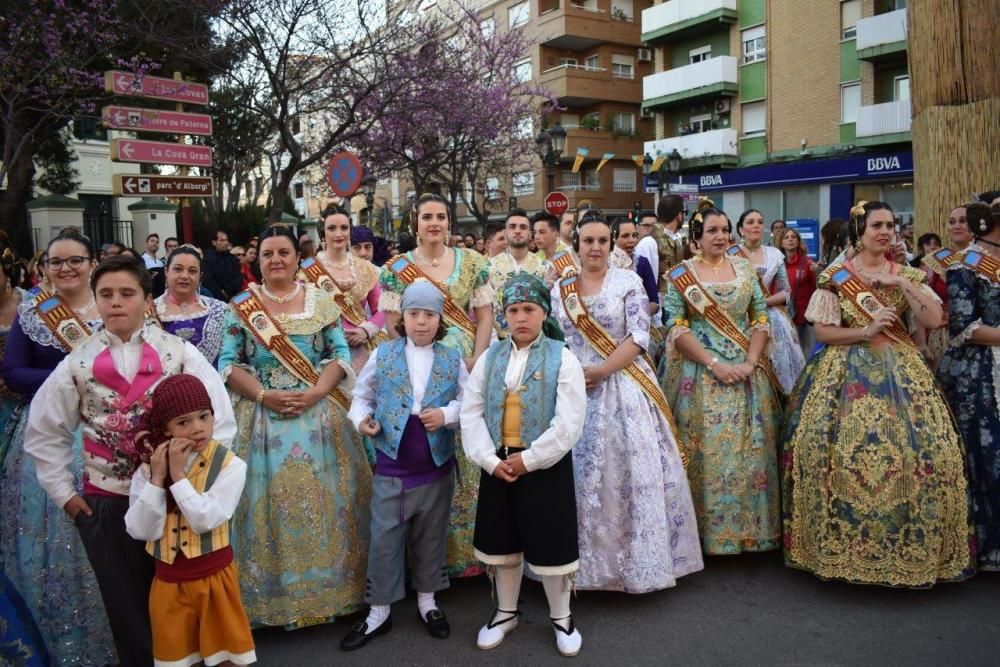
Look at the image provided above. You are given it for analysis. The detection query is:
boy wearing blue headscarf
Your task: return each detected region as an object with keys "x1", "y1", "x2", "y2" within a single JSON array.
[
  {"x1": 461, "y1": 272, "x2": 587, "y2": 657},
  {"x1": 342, "y1": 281, "x2": 468, "y2": 650}
]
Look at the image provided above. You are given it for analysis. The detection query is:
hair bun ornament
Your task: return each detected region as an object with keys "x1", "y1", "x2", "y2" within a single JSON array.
[
  {"x1": 697, "y1": 197, "x2": 715, "y2": 211},
  {"x1": 850, "y1": 201, "x2": 868, "y2": 220}
]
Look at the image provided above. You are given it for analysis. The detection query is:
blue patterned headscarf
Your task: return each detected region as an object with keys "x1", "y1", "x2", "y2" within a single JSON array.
[{"x1": 501, "y1": 272, "x2": 564, "y2": 342}]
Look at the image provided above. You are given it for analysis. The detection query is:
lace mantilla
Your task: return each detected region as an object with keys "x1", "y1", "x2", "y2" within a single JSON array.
[
  {"x1": 17, "y1": 298, "x2": 102, "y2": 351},
  {"x1": 154, "y1": 294, "x2": 228, "y2": 362}
]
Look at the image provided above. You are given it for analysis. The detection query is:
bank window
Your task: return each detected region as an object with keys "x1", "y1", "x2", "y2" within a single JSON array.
[
  {"x1": 742, "y1": 26, "x2": 766, "y2": 64},
  {"x1": 841, "y1": 0, "x2": 860, "y2": 40},
  {"x1": 742, "y1": 101, "x2": 766, "y2": 137},
  {"x1": 611, "y1": 54, "x2": 635, "y2": 79},
  {"x1": 689, "y1": 45, "x2": 712, "y2": 64},
  {"x1": 513, "y1": 58, "x2": 532, "y2": 83},
  {"x1": 841, "y1": 82, "x2": 860, "y2": 124},
  {"x1": 613, "y1": 168, "x2": 636, "y2": 192},
  {"x1": 783, "y1": 187, "x2": 820, "y2": 221},
  {"x1": 748, "y1": 190, "x2": 782, "y2": 223},
  {"x1": 584, "y1": 54, "x2": 600, "y2": 71},
  {"x1": 611, "y1": 112, "x2": 634, "y2": 134},
  {"x1": 894, "y1": 76, "x2": 910, "y2": 102},
  {"x1": 509, "y1": 1, "x2": 529, "y2": 28},
  {"x1": 513, "y1": 171, "x2": 535, "y2": 196}
]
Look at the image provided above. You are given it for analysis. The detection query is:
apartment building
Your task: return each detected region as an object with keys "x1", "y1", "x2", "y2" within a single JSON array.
[{"x1": 641, "y1": 0, "x2": 913, "y2": 228}]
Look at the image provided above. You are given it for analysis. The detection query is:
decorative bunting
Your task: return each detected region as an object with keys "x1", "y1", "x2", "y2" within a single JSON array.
[
  {"x1": 650, "y1": 154, "x2": 666, "y2": 173},
  {"x1": 595, "y1": 152, "x2": 615, "y2": 172},
  {"x1": 571, "y1": 147, "x2": 589, "y2": 174},
  {"x1": 632, "y1": 154, "x2": 644, "y2": 168}
]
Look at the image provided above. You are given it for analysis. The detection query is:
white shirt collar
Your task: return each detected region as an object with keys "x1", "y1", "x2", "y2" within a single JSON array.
[
  {"x1": 107, "y1": 326, "x2": 145, "y2": 346},
  {"x1": 405, "y1": 337, "x2": 435, "y2": 352},
  {"x1": 508, "y1": 332, "x2": 544, "y2": 353}
]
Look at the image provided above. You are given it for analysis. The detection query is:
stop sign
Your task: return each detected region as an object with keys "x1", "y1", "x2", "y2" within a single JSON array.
[{"x1": 544, "y1": 191, "x2": 569, "y2": 217}]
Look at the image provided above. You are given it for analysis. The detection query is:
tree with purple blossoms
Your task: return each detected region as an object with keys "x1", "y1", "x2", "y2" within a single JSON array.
[{"x1": 354, "y1": 3, "x2": 554, "y2": 228}]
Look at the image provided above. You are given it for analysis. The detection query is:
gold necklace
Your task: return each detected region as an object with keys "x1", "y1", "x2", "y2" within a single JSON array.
[
  {"x1": 416, "y1": 247, "x2": 448, "y2": 267},
  {"x1": 853, "y1": 258, "x2": 887, "y2": 282},
  {"x1": 698, "y1": 254, "x2": 727, "y2": 276}
]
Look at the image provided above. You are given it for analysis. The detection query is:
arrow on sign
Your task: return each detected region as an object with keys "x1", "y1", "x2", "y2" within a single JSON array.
[
  {"x1": 116, "y1": 74, "x2": 132, "y2": 92},
  {"x1": 123, "y1": 177, "x2": 137, "y2": 194},
  {"x1": 120, "y1": 142, "x2": 135, "y2": 159}
]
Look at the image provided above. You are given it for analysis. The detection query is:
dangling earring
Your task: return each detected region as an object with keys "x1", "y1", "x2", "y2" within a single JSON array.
[
  {"x1": 981, "y1": 219, "x2": 989, "y2": 233},
  {"x1": 854, "y1": 238, "x2": 864, "y2": 252}
]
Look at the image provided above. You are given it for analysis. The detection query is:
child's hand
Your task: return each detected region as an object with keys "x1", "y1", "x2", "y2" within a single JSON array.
[
  {"x1": 167, "y1": 438, "x2": 195, "y2": 483},
  {"x1": 505, "y1": 453, "x2": 528, "y2": 477},
  {"x1": 492, "y1": 460, "x2": 518, "y2": 483},
  {"x1": 419, "y1": 408, "x2": 445, "y2": 432},
  {"x1": 149, "y1": 443, "x2": 169, "y2": 486},
  {"x1": 359, "y1": 417, "x2": 381, "y2": 436}
]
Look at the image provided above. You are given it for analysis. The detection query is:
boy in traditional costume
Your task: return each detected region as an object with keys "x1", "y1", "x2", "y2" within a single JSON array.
[
  {"x1": 126, "y1": 374, "x2": 255, "y2": 667},
  {"x1": 25, "y1": 256, "x2": 236, "y2": 665},
  {"x1": 341, "y1": 281, "x2": 468, "y2": 650},
  {"x1": 460, "y1": 272, "x2": 587, "y2": 657}
]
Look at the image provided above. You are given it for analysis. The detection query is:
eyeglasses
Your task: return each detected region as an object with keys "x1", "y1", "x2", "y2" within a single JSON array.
[
  {"x1": 45, "y1": 256, "x2": 89, "y2": 270},
  {"x1": 233, "y1": 252, "x2": 245, "y2": 257}
]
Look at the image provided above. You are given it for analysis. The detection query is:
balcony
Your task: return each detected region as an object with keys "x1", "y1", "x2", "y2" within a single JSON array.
[
  {"x1": 644, "y1": 129, "x2": 738, "y2": 168},
  {"x1": 534, "y1": 0, "x2": 640, "y2": 50},
  {"x1": 642, "y1": 56, "x2": 738, "y2": 109},
  {"x1": 642, "y1": 0, "x2": 737, "y2": 44},
  {"x1": 540, "y1": 63, "x2": 642, "y2": 107},
  {"x1": 856, "y1": 99, "x2": 911, "y2": 140},
  {"x1": 856, "y1": 9, "x2": 908, "y2": 61},
  {"x1": 563, "y1": 127, "x2": 644, "y2": 158}
]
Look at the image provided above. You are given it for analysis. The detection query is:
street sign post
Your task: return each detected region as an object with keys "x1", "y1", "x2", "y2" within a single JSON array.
[
  {"x1": 113, "y1": 174, "x2": 213, "y2": 197},
  {"x1": 104, "y1": 71, "x2": 209, "y2": 105},
  {"x1": 102, "y1": 106, "x2": 213, "y2": 136},
  {"x1": 327, "y1": 152, "x2": 364, "y2": 197},
  {"x1": 544, "y1": 191, "x2": 569, "y2": 217},
  {"x1": 110, "y1": 139, "x2": 212, "y2": 167}
]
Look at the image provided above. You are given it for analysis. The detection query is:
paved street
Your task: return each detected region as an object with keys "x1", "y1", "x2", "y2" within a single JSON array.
[{"x1": 254, "y1": 551, "x2": 1000, "y2": 665}]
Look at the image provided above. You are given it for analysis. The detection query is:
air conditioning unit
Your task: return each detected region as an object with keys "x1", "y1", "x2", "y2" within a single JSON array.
[
  {"x1": 637, "y1": 48, "x2": 652, "y2": 62},
  {"x1": 714, "y1": 98, "x2": 731, "y2": 115},
  {"x1": 640, "y1": 107, "x2": 654, "y2": 119}
]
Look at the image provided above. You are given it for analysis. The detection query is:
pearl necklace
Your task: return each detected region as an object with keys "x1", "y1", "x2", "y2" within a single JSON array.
[
  {"x1": 71, "y1": 295, "x2": 97, "y2": 317},
  {"x1": 323, "y1": 251, "x2": 352, "y2": 270},
  {"x1": 261, "y1": 282, "x2": 301, "y2": 303},
  {"x1": 416, "y1": 247, "x2": 448, "y2": 268}
]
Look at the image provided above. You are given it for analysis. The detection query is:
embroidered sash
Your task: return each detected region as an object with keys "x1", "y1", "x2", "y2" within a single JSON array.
[
  {"x1": 231, "y1": 287, "x2": 351, "y2": 410},
  {"x1": 829, "y1": 264, "x2": 917, "y2": 349},
  {"x1": 558, "y1": 271, "x2": 688, "y2": 467},
  {"x1": 385, "y1": 255, "x2": 476, "y2": 340},
  {"x1": 301, "y1": 258, "x2": 388, "y2": 347},
  {"x1": 34, "y1": 292, "x2": 91, "y2": 351},
  {"x1": 667, "y1": 263, "x2": 785, "y2": 396},
  {"x1": 549, "y1": 250, "x2": 578, "y2": 280},
  {"x1": 960, "y1": 250, "x2": 1000, "y2": 287},
  {"x1": 922, "y1": 247, "x2": 962, "y2": 278},
  {"x1": 727, "y1": 246, "x2": 770, "y2": 295}
]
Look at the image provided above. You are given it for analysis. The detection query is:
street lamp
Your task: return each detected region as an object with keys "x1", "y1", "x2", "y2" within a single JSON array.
[
  {"x1": 361, "y1": 174, "x2": 377, "y2": 227},
  {"x1": 536, "y1": 122, "x2": 567, "y2": 195},
  {"x1": 642, "y1": 148, "x2": 684, "y2": 204}
]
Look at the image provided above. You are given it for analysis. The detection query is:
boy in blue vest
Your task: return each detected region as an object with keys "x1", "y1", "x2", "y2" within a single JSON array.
[
  {"x1": 460, "y1": 272, "x2": 587, "y2": 657},
  {"x1": 342, "y1": 281, "x2": 468, "y2": 650}
]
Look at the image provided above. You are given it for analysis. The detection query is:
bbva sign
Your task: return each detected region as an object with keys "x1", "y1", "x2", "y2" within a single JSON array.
[{"x1": 867, "y1": 156, "x2": 901, "y2": 173}]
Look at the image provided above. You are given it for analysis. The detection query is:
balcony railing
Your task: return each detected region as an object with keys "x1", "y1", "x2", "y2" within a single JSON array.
[
  {"x1": 856, "y1": 9, "x2": 908, "y2": 52},
  {"x1": 542, "y1": 63, "x2": 606, "y2": 74},
  {"x1": 558, "y1": 184, "x2": 603, "y2": 192},
  {"x1": 642, "y1": 0, "x2": 736, "y2": 40},
  {"x1": 856, "y1": 99, "x2": 912, "y2": 138},
  {"x1": 643, "y1": 56, "x2": 738, "y2": 104},
  {"x1": 644, "y1": 129, "x2": 738, "y2": 160}
]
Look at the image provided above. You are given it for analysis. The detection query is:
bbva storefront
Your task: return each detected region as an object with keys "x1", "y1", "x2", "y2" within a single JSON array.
[{"x1": 670, "y1": 151, "x2": 914, "y2": 229}]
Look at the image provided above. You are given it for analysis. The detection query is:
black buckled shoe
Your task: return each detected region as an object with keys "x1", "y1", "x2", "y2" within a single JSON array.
[
  {"x1": 340, "y1": 615, "x2": 392, "y2": 651},
  {"x1": 422, "y1": 608, "x2": 450, "y2": 639}
]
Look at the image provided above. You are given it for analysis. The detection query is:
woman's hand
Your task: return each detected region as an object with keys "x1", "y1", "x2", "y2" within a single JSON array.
[
  {"x1": 358, "y1": 417, "x2": 381, "y2": 437},
  {"x1": 711, "y1": 361, "x2": 744, "y2": 386},
  {"x1": 731, "y1": 362, "x2": 755, "y2": 381},
  {"x1": 583, "y1": 366, "x2": 606, "y2": 391},
  {"x1": 865, "y1": 307, "x2": 899, "y2": 338},
  {"x1": 344, "y1": 328, "x2": 369, "y2": 347},
  {"x1": 261, "y1": 390, "x2": 307, "y2": 415}
]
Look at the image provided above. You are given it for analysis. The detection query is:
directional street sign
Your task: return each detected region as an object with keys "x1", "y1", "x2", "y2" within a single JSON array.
[
  {"x1": 104, "y1": 71, "x2": 209, "y2": 105},
  {"x1": 544, "y1": 191, "x2": 570, "y2": 217},
  {"x1": 327, "y1": 152, "x2": 364, "y2": 197},
  {"x1": 113, "y1": 174, "x2": 213, "y2": 197},
  {"x1": 102, "y1": 106, "x2": 213, "y2": 136},
  {"x1": 110, "y1": 139, "x2": 212, "y2": 167}
]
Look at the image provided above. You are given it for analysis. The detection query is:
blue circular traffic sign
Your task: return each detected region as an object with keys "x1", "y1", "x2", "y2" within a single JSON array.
[{"x1": 327, "y1": 151, "x2": 363, "y2": 197}]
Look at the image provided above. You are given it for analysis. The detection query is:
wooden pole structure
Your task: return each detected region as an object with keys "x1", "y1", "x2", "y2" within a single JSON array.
[{"x1": 908, "y1": 1, "x2": 1000, "y2": 239}]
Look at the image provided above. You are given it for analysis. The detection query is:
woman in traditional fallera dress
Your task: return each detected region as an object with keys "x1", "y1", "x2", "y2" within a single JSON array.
[
  {"x1": 732, "y1": 209, "x2": 805, "y2": 393},
  {"x1": 312, "y1": 204, "x2": 385, "y2": 374},
  {"x1": 0, "y1": 231, "x2": 115, "y2": 666},
  {"x1": 782, "y1": 201, "x2": 973, "y2": 587},
  {"x1": 661, "y1": 205, "x2": 784, "y2": 555},
  {"x1": 939, "y1": 202, "x2": 1000, "y2": 572},
  {"x1": 379, "y1": 193, "x2": 493, "y2": 577},
  {"x1": 219, "y1": 226, "x2": 372, "y2": 629},
  {"x1": 551, "y1": 211, "x2": 702, "y2": 592},
  {"x1": 153, "y1": 246, "x2": 228, "y2": 365}
]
